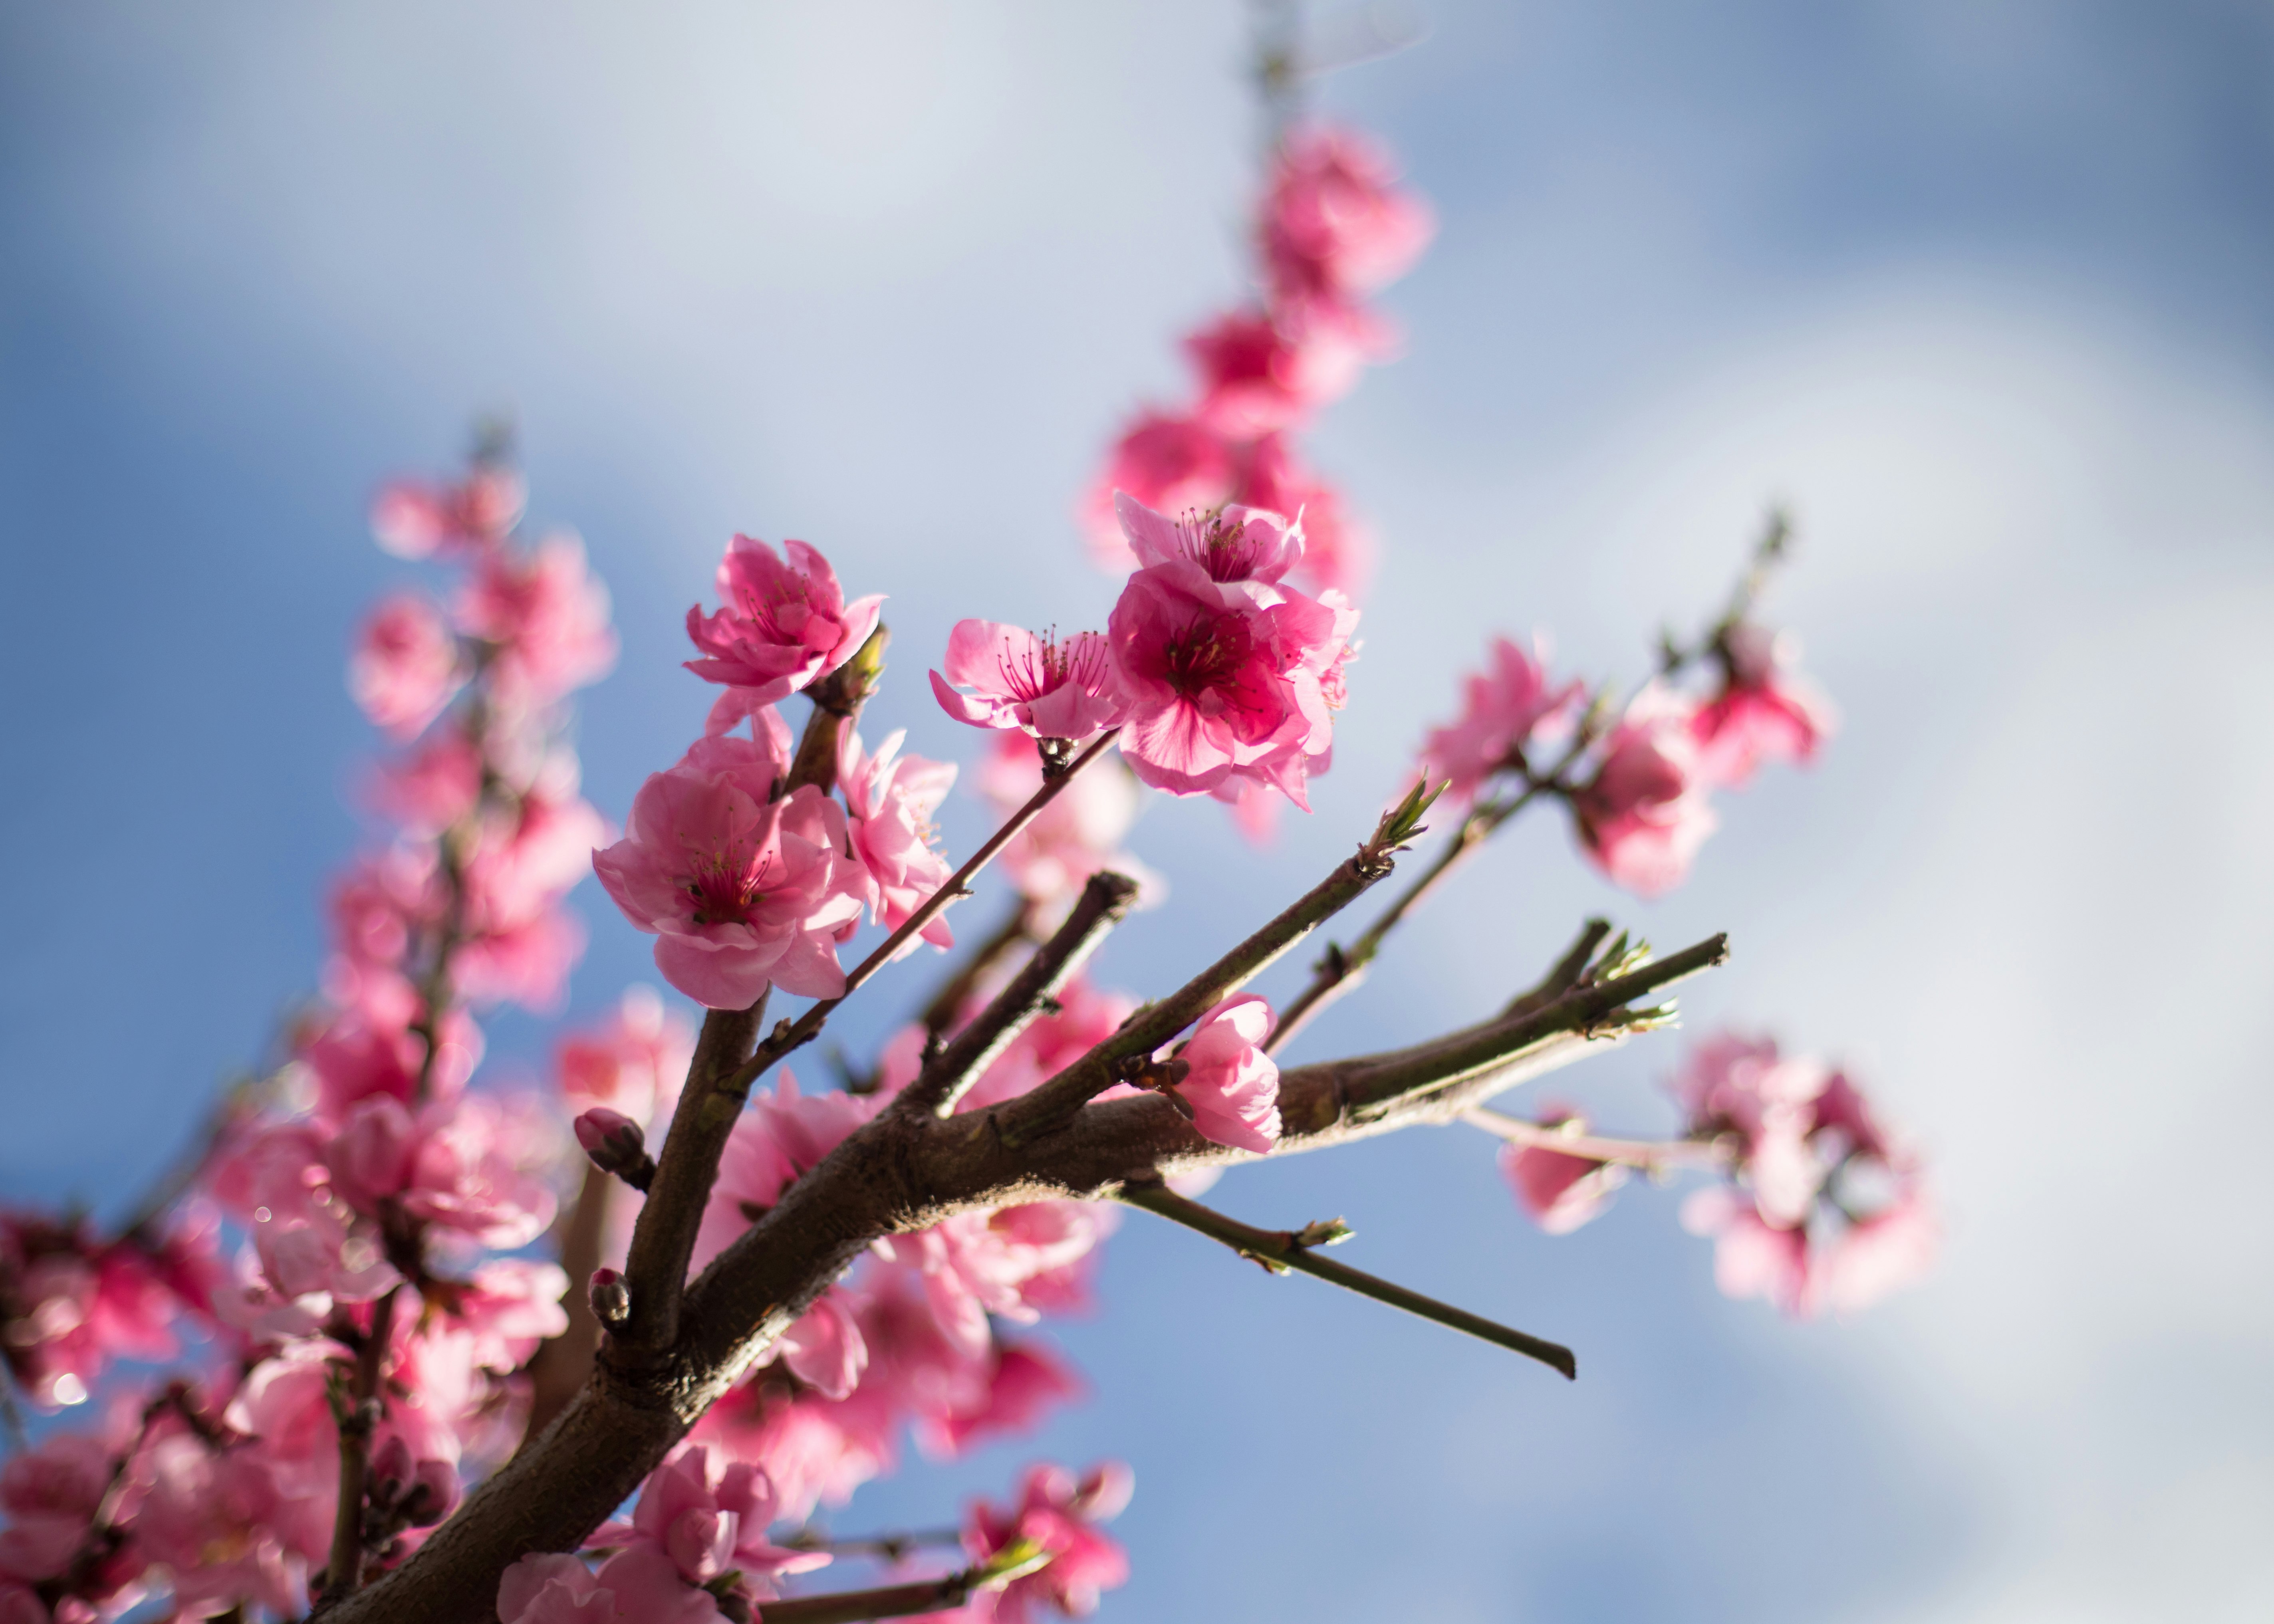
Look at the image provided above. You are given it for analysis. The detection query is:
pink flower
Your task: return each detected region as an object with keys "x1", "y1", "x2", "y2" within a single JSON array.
[
  {"x1": 1497, "y1": 1108, "x2": 1627, "y2": 1235},
  {"x1": 692, "y1": 1072, "x2": 877, "y2": 1271},
  {"x1": 1692, "y1": 622, "x2": 1838, "y2": 788},
  {"x1": 1113, "y1": 492, "x2": 1307, "y2": 587},
  {"x1": 1816, "y1": 1184, "x2": 1939, "y2": 1315},
  {"x1": 498, "y1": 1555, "x2": 627, "y2": 1624},
  {"x1": 1170, "y1": 994, "x2": 1281, "y2": 1154},
  {"x1": 371, "y1": 465, "x2": 524, "y2": 559},
  {"x1": 556, "y1": 986, "x2": 695, "y2": 1130},
  {"x1": 593, "y1": 735, "x2": 865, "y2": 1009},
  {"x1": 0, "y1": 1432, "x2": 109, "y2": 1582},
  {"x1": 1261, "y1": 125, "x2": 1435, "y2": 305},
  {"x1": 962, "y1": 1462, "x2": 1133, "y2": 1624},
  {"x1": 323, "y1": 1093, "x2": 558, "y2": 1251},
  {"x1": 920, "y1": 1341, "x2": 1083, "y2": 1456},
  {"x1": 1416, "y1": 635, "x2": 1585, "y2": 810},
  {"x1": 349, "y1": 594, "x2": 464, "y2": 740},
  {"x1": 368, "y1": 728, "x2": 483, "y2": 836},
  {"x1": 1080, "y1": 412, "x2": 1236, "y2": 570},
  {"x1": 135, "y1": 1434, "x2": 313, "y2": 1620},
  {"x1": 684, "y1": 536, "x2": 883, "y2": 705},
  {"x1": 930, "y1": 624, "x2": 1123, "y2": 743},
  {"x1": 1104, "y1": 557, "x2": 1337, "y2": 805},
  {"x1": 458, "y1": 534, "x2": 618, "y2": 709},
  {"x1": 1184, "y1": 307, "x2": 1375, "y2": 436},
  {"x1": 1572, "y1": 684, "x2": 1718, "y2": 896},
  {"x1": 838, "y1": 726, "x2": 959, "y2": 952},
  {"x1": 611, "y1": 1447, "x2": 823, "y2": 1595}
]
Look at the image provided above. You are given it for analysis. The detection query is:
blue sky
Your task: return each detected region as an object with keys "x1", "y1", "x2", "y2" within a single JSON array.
[{"x1": 4, "y1": 3, "x2": 2272, "y2": 1620}]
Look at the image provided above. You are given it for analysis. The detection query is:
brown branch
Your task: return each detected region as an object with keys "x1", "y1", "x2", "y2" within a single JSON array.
[
  {"x1": 615, "y1": 993, "x2": 768, "y2": 1355},
  {"x1": 321, "y1": 928, "x2": 1727, "y2": 1624},
  {"x1": 1118, "y1": 1181, "x2": 1575, "y2": 1377},
  {"x1": 756, "y1": 1551, "x2": 1042, "y2": 1624},
  {"x1": 895, "y1": 870, "x2": 1140, "y2": 1118},
  {"x1": 785, "y1": 626, "x2": 891, "y2": 798},
  {"x1": 318, "y1": 1286, "x2": 399, "y2": 1604}
]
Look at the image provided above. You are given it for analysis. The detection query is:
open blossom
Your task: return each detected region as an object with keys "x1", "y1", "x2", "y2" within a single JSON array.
[
  {"x1": 136, "y1": 1432, "x2": 317, "y2": 1620},
  {"x1": 593, "y1": 734, "x2": 865, "y2": 1008},
  {"x1": 1171, "y1": 994, "x2": 1281, "y2": 1154},
  {"x1": 684, "y1": 536, "x2": 883, "y2": 704},
  {"x1": 1498, "y1": 1108, "x2": 1627, "y2": 1235},
  {"x1": 1105, "y1": 498, "x2": 1355, "y2": 807},
  {"x1": 930, "y1": 623, "x2": 1123, "y2": 742},
  {"x1": 920, "y1": 1341, "x2": 1083, "y2": 1457},
  {"x1": 458, "y1": 533, "x2": 618, "y2": 710},
  {"x1": 1235, "y1": 432, "x2": 1371, "y2": 599},
  {"x1": 0, "y1": 1431, "x2": 112, "y2": 1586},
  {"x1": 498, "y1": 1548, "x2": 723, "y2": 1624},
  {"x1": 838, "y1": 725, "x2": 958, "y2": 952},
  {"x1": 1674, "y1": 1036, "x2": 1936, "y2": 1317},
  {"x1": 0, "y1": 1214, "x2": 214, "y2": 1412},
  {"x1": 371, "y1": 464, "x2": 525, "y2": 559},
  {"x1": 350, "y1": 593, "x2": 463, "y2": 740},
  {"x1": 1416, "y1": 635, "x2": 1585, "y2": 809},
  {"x1": 1114, "y1": 492, "x2": 1306, "y2": 586},
  {"x1": 963, "y1": 1463, "x2": 1133, "y2": 1624},
  {"x1": 1261, "y1": 125, "x2": 1435, "y2": 306},
  {"x1": 607, "y1": 1446, "x2": 823, "y2": 1594},
  {"x1": 323, "y1": 1093, "x2": 557, "y2": 1251},
  {"x1": 1693, "y1": 621, "x2": 1838, "y2": 788},
  {"x1": 1572, "y1": 684, "x2": 1718, "y2": 896}
]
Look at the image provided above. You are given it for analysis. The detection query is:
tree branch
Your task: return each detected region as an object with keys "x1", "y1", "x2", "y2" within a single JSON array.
[
  {"x1": 1460, "y1": 1105, "x2": 1727, "y2": 1173},
  {"x1": 1117, "y1": 1181, "x2": 1575, "y2": 1378},
  {"x1": 913, "y1": 904, "x2": 1033, "y2": 1051},
  {"x1": 895, "y1": 870, "x2": 1140, "y2": 1118},
  {"x1": 519, "y1": 1163, "x2": 614, "y2": 1444},
  {"x1": 318, "y1": 1286, "x2": 399, "y2": 1604},
  {"x1": 615, "y1": 992, "x2": 767, "y2": 1355},
  {"x1": 757, "y1": 1543, "x2": 1049, "y2": 1624},
  {"x1": 323, "y1": 927, "x2": 1728, "y2": 1624}
]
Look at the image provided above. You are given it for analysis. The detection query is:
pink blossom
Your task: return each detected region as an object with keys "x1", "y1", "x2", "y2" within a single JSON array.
[
  {"x1": 1416, "y1": 635, "x2": 1585, "y2": 810},
  {"x1": 454, "y1": 784, "x2": 608, "y2": 1011},
  {"x1": 369, "y1": 728, "x2": 482, "y2": 836},
  {"x1": 301, "y1": 1008, "x2": 481, "y2": 1118},
  {"x1": 1113, "y1": 492, "x2": 1307, "y2": 587},
  {"x1": 135, "y1": 1434, "x2": 313, "y2": 1620},
  {"x1": 920, "y1": 1340, "x2": 1083, "y2": 1457},
  {"x1": 838, "y1": 726, "x2": 958, "y2": 953},
  {"x1": 616, "y1": 1446, "x2": 823, "y2": 1592},
  {"x1": 0, "y1": 1432, "x2": 109, "y2": 1582},
  {"x1": 1692, "y1": 622, "x2": 1838, "y2": 788},
  {"x1": 1080, "y1": 412, "x2": 1236, "y2": 570},
  {"x1": 499, "y1": 1551, "x2": 723, "y2": 1624},
  {"x1": 1261, "y1": 125, "x2": 1435, "y2": 305},
  {"x1": 962, "y1": 1462, "x2": 1133, "y2": 1624},
  {"x1": 556, "y1": 986, "x2": 695, "y2": 1130},
  {"x1": 0, "y1": 1217, "x2": 212, "y2": 1412},
  {"x1": 684, "y1": 536, "x2": 883, "y2": 704},
  {"x1": 1104, "y1": 557, "x2": 1337, "y2": 805},
  {"x1": 323, "y1": 1093, "x2": 557, "y2": 1251},
  {"x1": 1497, "y1": 1108, "x2": 1627, "y2": 1235},
  {"x1": 1816, "y1": 1184, "x2": 1939, "y2": 1315},
  {"x1": 349, "y1": 593, "x2": 463, "y2": 740},
  {"x1": 1170, "y1": 994, "x2": 1282, "y2": 1154},
  {"x1": 943, "y1": 976, "x2": 1140, "y2": 1116},
  {"x1": 448, "y1": 1260, "x2": 572, "y2": 1371},
  {"x1": 208, "y1": 1123, "x2": 400, "y2": 1307},
  {"x1": 974, "y1": 736, "x2": 1159, "y2": 920},
  {"x1": 593, "y1": 735, "x2": 865, "y2": 1009},
  {"x1": 458, "y1": 534, "x2": 618, "y2": 709},
  {"x1": 871, "y1": 1202, "x2": 1117, "y2": 1358},
  {"x1": 1572, "y1": 684, "x2": 1718, "y2": 896},
  {"x1": 372, "y1": 466, "x2": 524, "y2": 559},
  {"x1": 930, "y1": 623, "x2": 1123, "y2": 743},
  {"x1": 1184, "y1": 308, "x2": 1375, "y2": 436}
]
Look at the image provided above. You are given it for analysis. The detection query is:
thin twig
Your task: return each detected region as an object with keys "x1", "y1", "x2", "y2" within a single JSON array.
[
  {"x1": 755, "y1": 1542, "x2": 1052, "y2": 1624},
  {"x1": 1118, "y1": 1182, "x2": 1575, "y2": 1379},
  {"x1": 1266, "y1": 738, "x2": 1591, "y2": 1055},
  {"x1": 915, "y1": 904, "x2": 1034, "y2": 1050},
  {"x1": 319, "y1": 1286, "x2": 399, "y2": 1604},
  {"x1": 1459, "y1": 1106, "x2": 1727, "y2": 1173}
]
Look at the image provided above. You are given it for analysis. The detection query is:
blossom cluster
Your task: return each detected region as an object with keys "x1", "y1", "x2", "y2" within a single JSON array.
[{"x1": 1415, "y1": 613, "x2": 1837, "y2": 897}]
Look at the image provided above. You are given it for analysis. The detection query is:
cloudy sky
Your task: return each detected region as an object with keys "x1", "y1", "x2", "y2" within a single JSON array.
[{"x1": 4, "y1": 3, "x2": 2272, "y2": 1620}]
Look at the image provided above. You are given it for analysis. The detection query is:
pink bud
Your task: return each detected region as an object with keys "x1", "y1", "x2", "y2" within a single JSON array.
[{"x1": 573, "y1": 1107, "x2": 638, "y2": 1156}]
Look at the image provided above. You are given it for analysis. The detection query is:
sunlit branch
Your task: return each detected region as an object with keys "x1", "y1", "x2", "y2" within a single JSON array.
[
  {"x1": 1118, "y1": 1181, "x2": 1575, "y2": 1378},
  {"x1": 1459, "y1": 1106, "x2": 1727, "y2": 1173}
]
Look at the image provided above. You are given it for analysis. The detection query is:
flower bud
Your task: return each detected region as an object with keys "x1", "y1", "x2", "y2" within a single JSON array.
[{"x1": 589, "y1": 1266, "x2": 631, "y2": 1326}]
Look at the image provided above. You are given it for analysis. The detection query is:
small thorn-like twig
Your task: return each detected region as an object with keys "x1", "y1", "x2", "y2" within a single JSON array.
[{"x1": 1117, "y1": 1182, "x2": 1576, "y2": 1380}]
